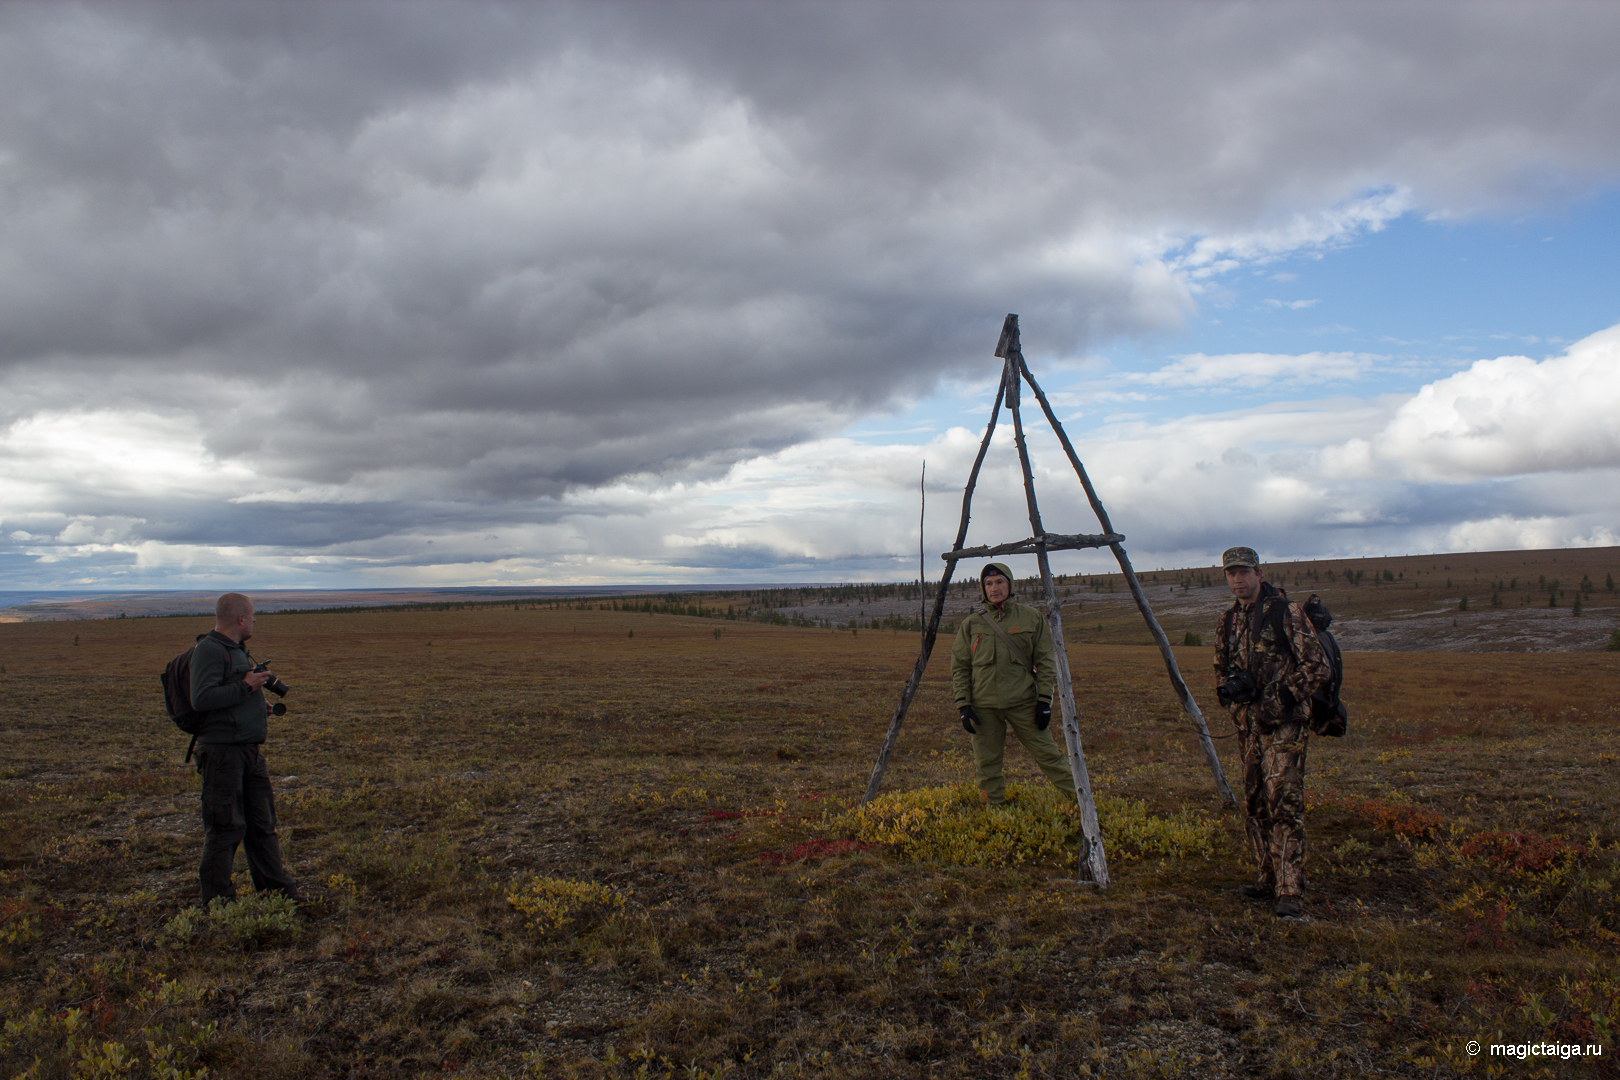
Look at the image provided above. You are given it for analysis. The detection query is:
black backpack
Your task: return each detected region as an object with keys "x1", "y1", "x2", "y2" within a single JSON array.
[
  {"x1": 160, "y1": 634, "x2": 209, "y2": 760},
  {"x1": 1299, "y1": 594, "x2": 1348, "y2": 738},
  {"x1": 1221, "y1": 590, "x2": 1348, "y2": 737}
]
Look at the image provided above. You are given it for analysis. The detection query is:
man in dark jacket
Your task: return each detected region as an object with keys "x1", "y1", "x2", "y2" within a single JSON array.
[
  {"x1": 1214, "y1": 547, "x2": 1331, "y2": 918},
  {"x1": 190, "y1": 593, "x2": 300, "y2": 905},
  {"x1": 950, "y1": 562, "x2": 1076, "y2": 806}
]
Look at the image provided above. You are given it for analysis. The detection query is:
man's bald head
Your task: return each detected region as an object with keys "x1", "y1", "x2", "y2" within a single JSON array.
[
  {"x1": 216, "y1": 593, "x2": 254, "y2": 621},
  {"x1": 214, "y1": 593, "x2": 258, "y2": 643}
]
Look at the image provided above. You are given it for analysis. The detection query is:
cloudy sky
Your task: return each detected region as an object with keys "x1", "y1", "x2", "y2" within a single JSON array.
[{"x1": 2, "y1": 1, "x2": 1618, "y2": 590}]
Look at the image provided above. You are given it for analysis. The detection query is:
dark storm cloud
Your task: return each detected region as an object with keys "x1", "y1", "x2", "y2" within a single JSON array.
[{"x1": 3, "y1": 1, "x2": 1620, "y2": 580}]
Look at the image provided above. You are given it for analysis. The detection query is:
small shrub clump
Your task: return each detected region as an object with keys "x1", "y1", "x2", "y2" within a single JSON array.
[
  {"x1": 507, "y1": 875, "x2": 628, "y2": 935},
  {"x1": 838, "y1": 783, "x2": 1219, "y2": 868},
  {"x1": 160, "y1": 891, "x2": 302, "y2": 950}
]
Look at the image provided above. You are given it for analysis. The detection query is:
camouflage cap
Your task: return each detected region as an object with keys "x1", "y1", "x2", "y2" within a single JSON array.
[{"x1": 1221, "y1": 546, "x2": 1260, "y2": 569}]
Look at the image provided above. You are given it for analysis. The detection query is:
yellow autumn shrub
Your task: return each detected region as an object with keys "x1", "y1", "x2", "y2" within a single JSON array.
[{"x1": 840, "y1": 783, "x2": 1217, "y2": 868}]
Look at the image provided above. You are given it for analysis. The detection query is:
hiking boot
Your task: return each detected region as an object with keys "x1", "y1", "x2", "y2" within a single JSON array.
[
  {"x1": 1239, "y1": 882, "x2": 1274, "y2": 901},
  {"x1": 1274, "y1": 895, "x2": 1305, "y2": 918}
]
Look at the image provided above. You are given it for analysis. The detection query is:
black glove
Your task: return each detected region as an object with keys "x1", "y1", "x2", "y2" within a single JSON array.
[
  {"x1": 958, "y1": 705, "x2": 979, "y2": 734},
  {"x1": 1034, "y1": 699, "x2": 1052, "y2": 730}
]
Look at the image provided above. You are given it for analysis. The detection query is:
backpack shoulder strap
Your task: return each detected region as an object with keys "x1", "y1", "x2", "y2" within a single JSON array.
[
  {"x1": 1265, "y1": 595, "x2": 1291, "y2": 640},
  {"x1": 1254, "y1": 595, "x2": 1301, "y2": 669},
  {"x1": 976, "y1": 606, "x2": 1035, "y2": 675}
]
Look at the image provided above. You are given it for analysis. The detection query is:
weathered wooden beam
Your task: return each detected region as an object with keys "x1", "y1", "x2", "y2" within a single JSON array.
[
  {"x1": 942, "y1": 531, "x2": 1123, "y2": 561},
  {"x1": 1000, "y1": 315, "x2": 1110, "y2": 887}
]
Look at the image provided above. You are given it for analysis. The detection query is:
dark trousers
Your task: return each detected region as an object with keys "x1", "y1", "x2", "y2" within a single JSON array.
[{"x1": 196, "y1": 742, "x2": 299, "y2": 904}]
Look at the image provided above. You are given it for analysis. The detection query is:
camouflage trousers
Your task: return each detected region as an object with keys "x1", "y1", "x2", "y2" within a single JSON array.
[{"x1": 1236, "y1": 719, "x2": 1310, "y2": 897}]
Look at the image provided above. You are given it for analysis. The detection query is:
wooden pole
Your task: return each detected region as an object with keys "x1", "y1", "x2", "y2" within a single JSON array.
[
  {"x1": 862, "y1": 375, "x2": 1008, "y2": 803},
  {"x1": 1000, "y1": 316, "x2": 1109, "y2": 885},
  {"x1": 1015, "y1": 354, "x2": 1237, "y2": 808}
]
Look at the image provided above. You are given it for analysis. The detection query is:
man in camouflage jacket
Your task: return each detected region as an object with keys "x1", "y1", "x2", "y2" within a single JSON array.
[
  {"x1": 1214, "y1": 547, "x2": 1332, "y2": 918},
  {"x1": 951, "y1": 562, "x2": 1076, "y2": 806}
]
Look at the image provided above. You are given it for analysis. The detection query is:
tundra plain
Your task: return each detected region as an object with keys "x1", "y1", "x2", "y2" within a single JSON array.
[{"x1": 2, "y1": 548, "x2": 1618, "y2": 1078}]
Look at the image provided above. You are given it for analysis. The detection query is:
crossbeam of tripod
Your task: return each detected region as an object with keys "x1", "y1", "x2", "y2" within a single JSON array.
[{"x1": 942, "y1": 531, "x2": 1124, "y2": 561}]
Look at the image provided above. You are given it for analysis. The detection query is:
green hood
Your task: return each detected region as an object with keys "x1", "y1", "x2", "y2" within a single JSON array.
[{"x1": 978, "y1": 562, "x2": 1015, "y2": 604}]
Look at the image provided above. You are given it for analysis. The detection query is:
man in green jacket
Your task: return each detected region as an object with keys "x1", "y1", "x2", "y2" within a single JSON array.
[
  {"x1": 190, "y1": 592, "x2": 301, "y2": 905},
  {"x1": 951, "y1": 563, "x2": 1077, "y2": 806}
]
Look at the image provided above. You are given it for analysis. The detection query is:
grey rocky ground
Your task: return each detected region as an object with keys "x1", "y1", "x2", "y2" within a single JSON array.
[{"x1": 758, "y1": 581, "x2": 1619, "y2": 653}]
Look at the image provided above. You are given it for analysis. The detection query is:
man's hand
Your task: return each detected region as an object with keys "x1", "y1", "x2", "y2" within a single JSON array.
[
  {"x1": 1034, "y1": 699, "x2": 1052, "y2": 730},
  {"x1": 243, "y1": 668, "x2": 271, "y2": 691},
  {"x1": 959, "y1": 705, "x2": 979, "y2": 735}
]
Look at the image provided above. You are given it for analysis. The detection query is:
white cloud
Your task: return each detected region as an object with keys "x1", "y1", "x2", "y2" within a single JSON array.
[
  {"x1": 1441, "y1": 515, "x2": 1618, "y2": 553},
  {"x1": 1136, "y1": 351, "x2": 1385, "y2": 389},
  {"x1": 1374, "y1": 324, "x2": 1620, "y2": 480},
  {"x1": 1166, "y1": 189, "x2": 1414, "y2": 279},
  {"x1": 0, "y1": 409, "x2": 255, "y2": 501}
]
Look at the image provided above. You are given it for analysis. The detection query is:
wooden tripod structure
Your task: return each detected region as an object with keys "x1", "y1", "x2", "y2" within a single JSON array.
[{"x1": 861, "y1": 314, "x2": 1236, "y2": 886}]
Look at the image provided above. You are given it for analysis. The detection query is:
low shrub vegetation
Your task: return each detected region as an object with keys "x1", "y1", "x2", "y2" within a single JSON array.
[
  {"x1": 159, "y1": 890, "x2": 303, "y2": 950},
  {"x1": 507, "y1": 875, "x2": 629, "y2": 936},
  {"x1": 841, "y1": 783, "x2": 1220, "y2": 867},
  {"x1": 2, "y1": 598, "x2": 1618, "y2": 1076}
]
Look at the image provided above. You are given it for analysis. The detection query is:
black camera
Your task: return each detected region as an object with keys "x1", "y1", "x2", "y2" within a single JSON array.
[
  {"x1": 1217, "y1": 670, "x2": 1258, "y2": 707},
  {"x1": 252, "y1": 662, "x2": 290, "y2": 698}
]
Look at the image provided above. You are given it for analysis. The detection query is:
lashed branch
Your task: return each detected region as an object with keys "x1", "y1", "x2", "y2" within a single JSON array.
[{"x1": 942, "y1": 532, "x2": 1124, "y2": 561}]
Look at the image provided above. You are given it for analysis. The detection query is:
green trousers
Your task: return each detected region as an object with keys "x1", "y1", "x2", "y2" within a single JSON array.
[{"x1": 969, "y1": 704, "x2": 1077, "y2": 805}]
